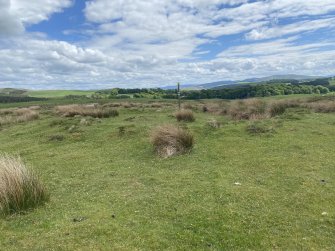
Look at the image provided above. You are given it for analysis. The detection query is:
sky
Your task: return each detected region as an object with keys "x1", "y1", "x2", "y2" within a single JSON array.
[{"x1": 0, "y1": 0, "x2": 335, "y2": 90}]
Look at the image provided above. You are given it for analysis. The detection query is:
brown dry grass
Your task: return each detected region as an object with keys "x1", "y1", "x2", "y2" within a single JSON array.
[
  {"x1": 55, "y1": 104, "x2": 119, "y2": 118},
  {"x1": 150, "y1": 124, "x2": 194, "y2": 158},
  {"x1": 0, "y1": 154, "x2": 48, "y2": 216},
  {"x1": 303, "y1": 101, "x2": 335, "y2": 113},
  {"x1": 182, "y1": 103, "x2": 194, "y2": 110},
  {"x1": 175, "y1": 109, "x2": 195, "y2": 122},
  {"x1": 227, "y1": 99, "x2": 268, "y2": 120},
  {"x1": 0, "y1": 108, "x2": 39, "y2": 126}
]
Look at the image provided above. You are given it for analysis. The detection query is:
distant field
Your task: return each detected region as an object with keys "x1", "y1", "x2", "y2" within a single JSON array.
[
  {"x1": 0, "y1": 96, "x2": 334, "y2": 250},
  {"x1": 26, "y1": 90, "x2": 95, "y2": 98}
]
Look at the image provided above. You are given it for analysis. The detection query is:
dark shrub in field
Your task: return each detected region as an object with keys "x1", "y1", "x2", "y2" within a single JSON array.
[
  {"x1": 150, "y1": 124, "x2": 194, "y2": 158},
  {"x1": 0, "y1": 154, "x2": 48, "y2": 216},
  {"x1": 175, "y1": 109, "x2": 195, "y2": 122}
]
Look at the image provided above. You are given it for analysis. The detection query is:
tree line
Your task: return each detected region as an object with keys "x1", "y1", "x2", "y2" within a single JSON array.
[{"x1": 94, "y1": 78, "x2": 333, "y2": 100}]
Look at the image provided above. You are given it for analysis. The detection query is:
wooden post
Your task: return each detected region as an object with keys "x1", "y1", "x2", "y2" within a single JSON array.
[{"x1": 177, "y1": 82, "x2": 181, "y2": 110}]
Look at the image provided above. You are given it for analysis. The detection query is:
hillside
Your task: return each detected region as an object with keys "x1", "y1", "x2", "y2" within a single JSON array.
[{"x1": 0, "y1": 95, "x2": 334, "y2": 250}]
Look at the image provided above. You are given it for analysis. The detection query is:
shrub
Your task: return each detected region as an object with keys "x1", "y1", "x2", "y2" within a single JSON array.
[
  {"x1": 150, "y1": 125, "x2": 194, "y2": 158},
  {"x1": 0, "y1": 154, "x2": 48, "y2": 216},
  {"x1": 175, "y1": 109, "x2": 195, "y2": 122}
]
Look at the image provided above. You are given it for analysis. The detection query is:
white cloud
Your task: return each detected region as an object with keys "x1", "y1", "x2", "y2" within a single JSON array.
[
  {"x1": 0, "y1": 0, "x2": 72, "y2": 35},
  {"x1": 1, "y1": 0, "x2": 335, "y2": 89},
  {"x1": 0, "y1": 0, "x2": 23, "y2": 35},
  {"x1": 246, "y1": 17, "x2": 335, "y2": 40}
]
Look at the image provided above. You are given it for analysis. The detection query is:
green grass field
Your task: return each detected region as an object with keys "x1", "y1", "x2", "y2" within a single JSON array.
[
  {"x1": 0, "y1": 97, "x2": 334, "y2": 250},
  {"x1": 26, "y1": 90, "x2": 95, "y2": 98}
]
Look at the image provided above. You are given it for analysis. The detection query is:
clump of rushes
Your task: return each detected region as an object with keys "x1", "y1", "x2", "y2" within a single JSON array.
[
  {"x1": 175, "y1": 109, "x2": 195, "y2": 122},
  {"x1": 0, "y1": 154, "x2": 49, "y2": 216},
  {"x1": 228, "y1": 99, "x2": 268, "y2": 120},
  {"x1": 303, "y1": 101, "x2": 335, "y2": 113},
  {"x1": 150, "y1": 124, "x2": 194, "y2": 158},
  {"x1": 267, "y1": 100, "x2": 296, "y2": 117},
  {"x1": 55, "y1": 104, "x2": 119, "y2": 118},
  {"x1": 0, "y1": 108, "x2": 39, "y2": 126}
]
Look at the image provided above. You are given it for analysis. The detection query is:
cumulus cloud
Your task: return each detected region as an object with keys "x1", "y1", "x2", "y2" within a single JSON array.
[
  {"x1": 246, "y1": 17, "x2": 335, "y2": 40},
  {"x1": 1, "y1": 0, "x2": 335, "y2": 89},
  {"x1": 0, "y1": 0, "x2": 23, "y2": 35},
  {"x1": 0, "y1": 0, "x2": 72, "y2": 35}
]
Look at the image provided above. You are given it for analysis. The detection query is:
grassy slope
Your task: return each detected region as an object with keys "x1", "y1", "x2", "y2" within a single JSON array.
[
  {"x1": 0, "y1": 101, "x2": 334, "y2": 250},
  {"x1": 26, "y1": 90, "x2": 95, "y2": 98}
]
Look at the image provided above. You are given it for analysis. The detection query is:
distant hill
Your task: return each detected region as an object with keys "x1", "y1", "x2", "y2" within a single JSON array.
[
  {"x1": 192, "y1": 80, "x2": 237, "y2": 89},
  {"x1": 181, "y1": 74, "x2": 324, "y2": 90},
  {"x1": 242, "y1": 74, "x2": 321, "y2": 83},
  {"x1": 0, "y1": 88, "x2": 27, "y2": 96}
]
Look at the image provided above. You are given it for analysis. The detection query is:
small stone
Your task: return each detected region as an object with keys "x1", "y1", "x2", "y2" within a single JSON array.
[
  {"x1": 234, "y1": 182, "x2": 241, "y2": 186},
  {"x1": 321, "y1": 212, "x2": 328, "y2": 216},
  {"x1": 68, "y1": 125, "x2": 76, "y2": 133}
]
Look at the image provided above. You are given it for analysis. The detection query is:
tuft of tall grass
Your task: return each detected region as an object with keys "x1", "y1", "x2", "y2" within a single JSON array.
[
  {"x1": 175, "y1": 109, "x2": 195, "y2": 122},
  {"x1": 0, "y1": 154, "x2": 48, "y2": 216},
  {"x1": 150, "y1": 124, "x2": 194, "y2": 158},
  {"x1": 55, "y1": 104, "x2": 119, "y2": 118}
]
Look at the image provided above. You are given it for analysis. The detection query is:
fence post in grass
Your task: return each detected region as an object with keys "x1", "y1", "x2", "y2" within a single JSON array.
[{"x1": 177, "y1": 82, "x2": 181, "y2": 110}]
